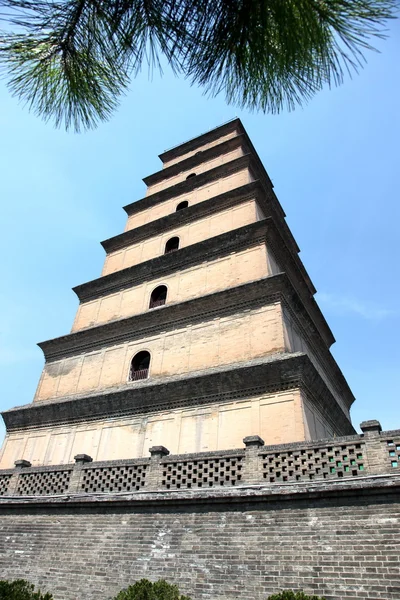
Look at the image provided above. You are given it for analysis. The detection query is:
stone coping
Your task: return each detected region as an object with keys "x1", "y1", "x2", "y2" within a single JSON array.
[
  {"x1": 1, "y1": 474, "x2": 399, "y2": 507},
  {"x1": 2, "y1": 353, "x2": 355, "y2": 434}
]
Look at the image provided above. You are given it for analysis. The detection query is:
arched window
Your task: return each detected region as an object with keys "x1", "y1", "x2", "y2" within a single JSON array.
[
  {"x1": 176, "y1": 200, "x2": 189, "y2": 211},
  {"x1": 186, "y1": 173, "x2": 196, "y2": 180},
  {"x1": 164, "y1": 237, "x2": 179, "y2": 254},
  {"x1": 129, "y1": 351, "x2": 150, "y2": 381},
  {"x1": 149, "y1": 285, "x2": 167, "y2": 309}
]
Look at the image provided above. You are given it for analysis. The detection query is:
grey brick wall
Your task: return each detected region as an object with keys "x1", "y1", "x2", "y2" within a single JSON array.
[{"x1": 0, "y1": 480, "x2": 399, "y2": 600}]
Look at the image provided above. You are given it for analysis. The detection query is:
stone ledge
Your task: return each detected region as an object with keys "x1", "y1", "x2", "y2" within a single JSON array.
[
  {"x1": 1, "y1": 474, "x2": 399, "y2": 508},
  {"x1": 2, "y1": 353, "x2": 355, "y2": 435}
]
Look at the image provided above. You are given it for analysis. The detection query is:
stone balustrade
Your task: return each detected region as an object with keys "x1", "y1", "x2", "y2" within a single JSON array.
[{"x1": 1, "y1": 420, "x2": 399, "y2": 498}]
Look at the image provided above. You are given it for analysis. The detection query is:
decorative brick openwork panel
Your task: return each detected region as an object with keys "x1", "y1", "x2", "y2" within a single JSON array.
[
  {"x1": 16, "y1": 468, "x2": 72, "y2": 495},
  {"x1": 0, "y1": 474, "x2": 12, "y2": 496},
  {"x1": 261, "y1": 441, "x2": 366, "y2": 483},
  {"x1": 80, "y1": 463, "x2": 148, "y2": 493},
  {"x1": 383, "y1": 435, "x2": 400, "y2": 470},
  {"x1": 161, "y1": 452, "x2": 244, "y2": 489}
]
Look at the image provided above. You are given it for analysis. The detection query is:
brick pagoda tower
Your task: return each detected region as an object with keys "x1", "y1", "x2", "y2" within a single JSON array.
[{"x1": 0, "y1": 119, "x2": 356, "y2": 468}]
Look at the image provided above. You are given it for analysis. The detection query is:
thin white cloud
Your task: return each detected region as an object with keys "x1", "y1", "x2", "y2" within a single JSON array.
[{"x1": 318, "y1": 292, "x2": 395, "y2": 321}]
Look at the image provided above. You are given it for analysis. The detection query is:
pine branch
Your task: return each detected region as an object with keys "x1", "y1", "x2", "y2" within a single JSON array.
[{"x1": 0, "y1": 0, "x2": 397, "y2": 131}]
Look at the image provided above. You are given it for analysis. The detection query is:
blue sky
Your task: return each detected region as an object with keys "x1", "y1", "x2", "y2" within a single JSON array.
[{"x1": 0, "y1": 21, "x2": 399, "y2": 445}]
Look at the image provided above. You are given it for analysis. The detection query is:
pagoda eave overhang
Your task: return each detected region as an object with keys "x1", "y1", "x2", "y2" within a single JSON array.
[
  {"x1": 123, "y1": 154, "x2": 252, "y2": 216},
  {"x1": 43, "y1": 274, "x2": 292, "y2": 361},
  {"x1": 143, "y1": 134, "x2": 248, "y2": 187},
  {"x1": 102, "y1": 182, "x2": 262, "y2": 253},
  {"x1": 77, "y1": 219, "x2": 270, "y2": 302},
  {"x1": 45, "y1": 271, "x2": 338, "y2": 367},
  {"x1": 159, "y1": 119, "x2": 240, "y2": 164},
  {"x1": 2, "y1": 353, "x2": 356, "y2": 436}
]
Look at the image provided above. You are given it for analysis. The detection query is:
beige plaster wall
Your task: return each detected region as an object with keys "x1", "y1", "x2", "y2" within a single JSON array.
[
  {"x1": 282, "y1": 308, "x2": 349, "y2": 419},
  {"x1": 73, "y1": 244, "x2": 269, "y2": 331},
  {"x1": 266, "y1": 246, "x2": 281, "y2": 276},
  {"x1": 125, "y1": 168, "x2": 253, "y2": 231},
  {"x1": 0, "y1": 389, "x2": 305, "y2": 468},
  {"x1": 146, "y1": 147, "x2": 244, "y2": 196},
  {"x1": 35, "y1": 302, "x2": 285, "y2": 402},
  {"x1": 301, "y1": 390, "x2": 335, "y2": 440},
  {"x1": 162, "y1": 129, "x2": 239, "y2": 169},
  {"x1": 104, "y1": 197, "x2": 259, "y2": 276}
]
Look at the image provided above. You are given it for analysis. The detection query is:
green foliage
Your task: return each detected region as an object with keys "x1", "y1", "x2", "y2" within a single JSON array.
[
  {"x1": 111, "y1": 578, "x2": 190, "y2": 600},
  {"x1": 0, "y1": 0, "x2": 397, "y2": 131},
  {"x1": 0, "y1": 579, "x2": 53, "y2": 600},
  {"x1": 267, "y1": 591, "x2": 326, "y2": 600}
]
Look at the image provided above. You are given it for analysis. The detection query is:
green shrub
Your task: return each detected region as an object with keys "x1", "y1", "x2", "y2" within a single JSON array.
[
  {"x1": 112, "y1": 579, "x2": 190, "y2": 600},
  {"x1": 0, "y1": 580, "x2": 53, "y2": 600},
  {"x1": 267, "y1": 592, "x2": 326, "y2": 600}
]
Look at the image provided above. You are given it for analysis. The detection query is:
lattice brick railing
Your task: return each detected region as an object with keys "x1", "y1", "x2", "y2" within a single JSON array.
[
  {"x1": 0, "y1": 473, "x2": 12, "y2": 496},
  {"x1": 0, "y1": 421, "x2": 399, "y2": 497},
  {"x1": 382, "y1": 434, "x2": 400, "y2": 470},
  {"x1": 161, "y1": 452, "x2": 244, "y2": 490},
  {"x1": 16, "y1": 467, "x2": 73, "y2": 495},
  {"x1": 261, "y1": 441, "x2": 365, "y2": 483},
  {"x1": 80, "y1": 462, "x2": 148, "y2": 493}
]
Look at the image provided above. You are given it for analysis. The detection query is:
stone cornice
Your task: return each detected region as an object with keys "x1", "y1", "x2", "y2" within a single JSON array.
[
  {"x1": 43, "y1": 270, "x2": 352, "y2": 409},
  {"x1": 159, "y1": 118, "x2": 240, "y2": 164},
  {"x1": 75, "y1": 219, "x2": 269, "y2": 302},
  {"x1": 77, "y1": 221, "x2": 325, "y2": 345},
  {"x1": 1, "y1": 353, "x2": 355, "y2": 435},
  {"x1": 123, "y1": 154, "x2": 252, "y2": 216},
  {"x1": 46, "y1": 268, "x2": 332, "y2": 364},
  {"x1": 143, "y1": 135, "x2": 247, "y2": 187},
  {"x1": 45, "y1": 274, "x2": 287, "y2": 361},
  {"x1": 76, "y1": 217, "x2": 334, "y2": 348},
  {"x1": 101, "y1": 182, "x2": 261, "y2": 254},
  {"x1": 103, "y1": 179, "x2": 311, "y2": 296}
]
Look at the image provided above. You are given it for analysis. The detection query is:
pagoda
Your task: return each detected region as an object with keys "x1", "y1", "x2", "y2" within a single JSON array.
[{"x1": 0, "y1": 119, "x2": 355, "y2": 468}]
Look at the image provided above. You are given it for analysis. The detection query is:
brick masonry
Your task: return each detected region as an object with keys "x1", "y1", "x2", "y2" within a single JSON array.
[
  {"x1": 0, "y1": 424, "x2": 399, "y2": 600},
  {"x1": 0, "y1": 480, "x2": 399, "y2": 600}
]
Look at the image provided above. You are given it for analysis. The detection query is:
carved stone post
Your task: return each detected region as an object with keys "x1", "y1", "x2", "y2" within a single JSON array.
[
  {"x1": 360, "y1": 420, "x2": 385, "y2": 475},
  {"x1": 68, "y1": 454, "x2": 93, "y2": 493},
  {"x1": 5, "y1": 459, "x2": 32, "y2": 495},
  {"x1": 241, "y1": 435, "x2": 265, "y2": 484},
  {"x1": 146, "y1": 446, "x2": 169, "y2": 491}
]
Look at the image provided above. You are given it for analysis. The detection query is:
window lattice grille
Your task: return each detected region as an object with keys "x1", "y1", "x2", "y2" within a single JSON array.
[
  {"x1": 16, "y1": 469, "x2": 72, "y2": 495},
  {"x1": 0, "y1": 474, "x2": 12, "y2": 496},
  {"x1": 261, "y1": 443, "x2": 366, "y2": 483},
  {"x1": 385, "y1": 438, "x2": 400, "y2": 469},
  {"x1": 80, "y1": 464, "x2": 148, "y2": 493},
  {"x1": 161, "y1": 456, "x2": 243, "y2": 489}
]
